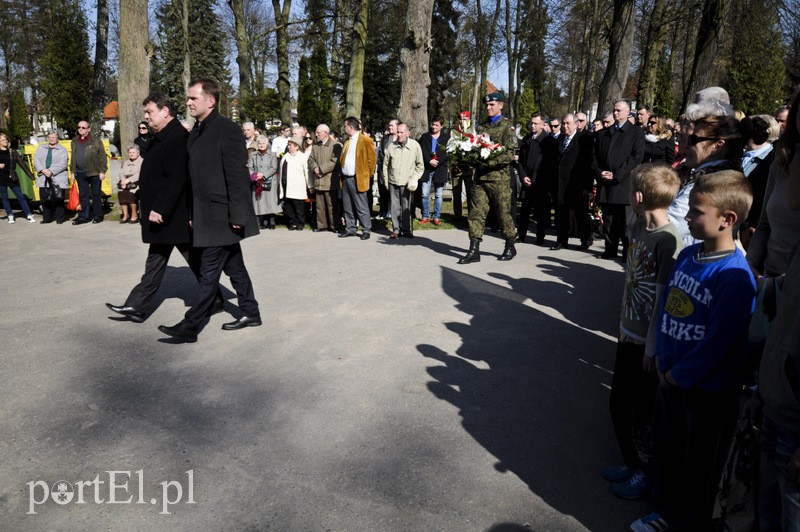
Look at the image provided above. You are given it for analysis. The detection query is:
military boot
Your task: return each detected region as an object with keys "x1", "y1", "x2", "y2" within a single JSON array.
[
  {"x1": 498, "y1": 238, "x2": 517, "y2": 261},
  {"x1": 458, "y1": 239, "x2": 481, "y2": 264}
]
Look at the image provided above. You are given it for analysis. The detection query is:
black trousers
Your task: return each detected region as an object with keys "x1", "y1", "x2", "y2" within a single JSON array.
[
  {"x1": 601, "y1": 203, "x2": 629, "y2": 255},
  {"x1": 39, "y1": 187, "x2": 67, "y2": 223},
  {"x1": 556, "y1": 189, "x2": 593, "y2": 245},
  {"x1": 182, "y1": 243, "x2": 259, "y2": 331},
  {"x1": 517, "y1": 186, "x2": 534, "y2": 238},
  {"x1": 533, "y1": 183, "x2": 556, "y2": 241},
  {"x1": 652, "y1": 384, "x2": 738, "y2": 530},
  {"x1": 283, "y1": 198, "x2": 305, "y2": 228},
  {"x1": 609, "y1": 341, "x2": 657, "y2": 470},
  {"x1": 125, "y1": 243, "x2": 223, "y2": 314}
]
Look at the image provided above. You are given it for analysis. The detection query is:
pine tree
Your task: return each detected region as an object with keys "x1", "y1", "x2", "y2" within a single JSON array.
[
  {"x1": 725, "y1": 0, "x2": 786, "y2": 114},
  {"x1": 240, "y1": 89, "x2": 281, "y2": 130},
  {"x1": 652, "y1": 56, "x2": 675, "y2": 116},
  {"x1": 297, "y1": 44, "x2": 333, "y2": 128},
  {"x1": 517, "y1": 82, "x2": 537, "y2": 134},
  {"x1": 151, "y1": 0, "x2": 231, "y2": 116},
  {"x1": 40, "y1": 0, "x2": 92, "y2": 135},
  {"x1": 427, "y1": 0, "x2": 459, "y2": 121},
  {"x1": 8, "y1": 89, "x2": 30, "y2": 143}
]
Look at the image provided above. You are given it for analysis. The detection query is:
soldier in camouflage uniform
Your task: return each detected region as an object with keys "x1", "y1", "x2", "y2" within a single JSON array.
[{"x1": 458, "y1": 92, "x2": 518, "y2": 264}]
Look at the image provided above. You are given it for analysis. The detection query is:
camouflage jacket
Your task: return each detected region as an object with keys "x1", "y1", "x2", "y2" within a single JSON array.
[{"x1": 474, "y1": 116, "x2": 517, "y2": 182}]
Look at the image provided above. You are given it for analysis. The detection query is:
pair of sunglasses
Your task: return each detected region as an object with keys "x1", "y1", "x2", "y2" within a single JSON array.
[{"x1": 687, "y1": 134, "x2": 718, "y2": 146}]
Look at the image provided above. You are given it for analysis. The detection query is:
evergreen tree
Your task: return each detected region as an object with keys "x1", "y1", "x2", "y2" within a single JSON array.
[
  {"x1": 517, "y1": 81, "x2": 537, "y2": 134},
  {"x1": 297, "y1": 44, "x2": 333, "y2": 128},
  {"x1": 40, "y1": 0, "x2": 92, "y2": 135},
  {"x1": 652, "y1": 55, "x2": 675, "y2": 116},
  {"x1": 725, "y1": 0, "x2": 786, "y2": 115},
  {"x1": 151, "y1": 0, "x2": 231, "y2": 116},
  {"x1": 360, "y1": 0, "x2": 403, "y2": 130},
  {"x1": 8, "y1": 89, "x2": 30, "y2": 143},
  {"x1": 240, "y1": 88, "x2": 281, "y2": 130}
]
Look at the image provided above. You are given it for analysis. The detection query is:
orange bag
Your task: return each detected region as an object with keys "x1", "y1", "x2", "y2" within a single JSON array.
[{"x1": 67, "y1": 180, "x2": 80, "y2": 211}]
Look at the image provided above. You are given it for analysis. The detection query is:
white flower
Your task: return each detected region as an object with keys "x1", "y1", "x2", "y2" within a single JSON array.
[
  {"x1": 460, "y1": 141, "x2": 473, "y2": 152},
  {"x1": 480, "y1": 147, "x2": 490, "y2": 159}
]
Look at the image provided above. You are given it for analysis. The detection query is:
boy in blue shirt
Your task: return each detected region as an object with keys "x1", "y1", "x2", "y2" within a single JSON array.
[{"x1": 631, "y1": 170, "x2": 756, "y2": 531}]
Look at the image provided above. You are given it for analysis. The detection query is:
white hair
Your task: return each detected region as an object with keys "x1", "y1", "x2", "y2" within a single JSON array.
[
  {"x1": 243, "y1": 122, "x2": 255, "y2": 129},
  {"x1": 685, "y1": 99, "x2": 734, "y2": 121}
]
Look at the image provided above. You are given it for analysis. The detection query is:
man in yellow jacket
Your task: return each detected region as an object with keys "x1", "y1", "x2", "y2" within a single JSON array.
[{"x1": 338, "y1": 117, "x2": 376, "y2": 240}]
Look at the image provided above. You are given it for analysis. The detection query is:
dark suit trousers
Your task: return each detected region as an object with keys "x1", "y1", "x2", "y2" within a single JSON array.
[
  {"x1": 601, "y1": 203, "x2": 629, "y2": 254},
  {"x1": 533, "y1": 182, "x2": 556, "y2": 241},
  {"x1": 517, "y1": 186, "x2": 534, "y2": 237},
  {"x1": 75, "y1": 172, "x2": 103, "y2": 221},
  {"x1": 556, "y1": 189, "x2": 593, "y2": 245},
  {"x1": 126, "y1": 243, "x2": 208, "y2": 312},
  {"x1": 183, "y1": 243, "x2": 259, "y2": 331}
]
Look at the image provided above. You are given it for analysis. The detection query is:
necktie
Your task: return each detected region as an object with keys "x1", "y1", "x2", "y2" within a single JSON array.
[{"x1": 563, "y1": 135, "x2": 571, "y2": 150}]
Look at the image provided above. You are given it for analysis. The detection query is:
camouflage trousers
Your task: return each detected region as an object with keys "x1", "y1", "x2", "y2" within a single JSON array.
[{"x1": 467, "y1": 179, "x2": 516, "y2": 241}]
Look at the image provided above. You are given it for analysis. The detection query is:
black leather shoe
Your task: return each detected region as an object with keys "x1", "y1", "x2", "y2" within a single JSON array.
[
  {"x1": 339, "y1": 232, "x2": 356, "y2": 238},
  {"x1": 360, "y1": 233, "x2": 371, "y2": 240},
  {"x1": 577, "y1": 241, "x2": 592, "y2": 250},
  {"x1": 92, "y1": 218, "x2": 103, "y2": 224},
  {"x1": 106, "y1": 303, "x2": 146, "y2": 323},
  {"x1": 157, "y1": 324, "x2": 197, "y2": 343},
  {"x1": 599, "y1": 250, "x2": 617, "y2": 259},
  {"x1": 72, "y1": 218, "x2": 89, "y2": 225},
  {"x1": 549, "y1": 243, "x2": 566, "y2": 251},
  {"x1": 221, "y1": 316, "x2": 262, "y2": 331},
  {"x1": 515, "y1": 235, "x2": 526, "y2": 243},
  {"x1": 400, "y1": 231, "x2": 414, "y2": 239},
  {"x1": 40, "y1": 220, "x2": 53, "y2": 224},
  {"x1": 211, "y1": 299, "x2": 225, "y2": 315}
]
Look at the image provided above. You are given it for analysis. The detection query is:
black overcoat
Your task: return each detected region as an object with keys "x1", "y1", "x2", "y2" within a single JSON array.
[
  {"x1": 187, "y1": 109, "x2": 259, "y2": 247},
  {"x1": 593, "y1": 121, "x2": 645, "y2": 204},
  {"x1": 557, "y1": 131, "x2": 594, "y2": 205},
  {"x1": 138, "y1": 117, "x2": 191, "y2": 244}
]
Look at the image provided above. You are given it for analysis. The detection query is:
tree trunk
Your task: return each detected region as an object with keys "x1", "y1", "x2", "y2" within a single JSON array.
[
  {"x1": 272, "y1": 0, "x2": 293, "y2": 123},
  {"x1": 636, "y1": 0, "x2": 668, "y2": 109},
  {"x1": 118, "y1": 0, "x2": 150, "y2": 153},
  {"x1": 579, "y1": 0, "x2": 601, "y2": 113},
  {"x1": 345, "y1": 0, "x2": 369, "y2": 119},
  {"x1": 397, "y1": 0, "x2": 434, "y2": 137},
  {"x1": 597, "y1": 0, "x2": 636, "y2": 116},
  {"x1": 90, "y1": 0, "x2": 109, "y2": 130},
  {"x1": 681, "y1": 0, "x2": 728, "y2": 111},
  {"x1": 228, "y1": 0, "x2": 251, "y2": 117},
  {"x1": 182, "y1": 0, "x2": 192, "y2": 123}
]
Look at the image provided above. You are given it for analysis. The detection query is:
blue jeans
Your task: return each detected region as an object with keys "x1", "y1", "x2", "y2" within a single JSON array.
[
  {"x1": 0, "y1": 184, "x2": 33, "y2": 217},
  {"x1": 75, "y1": 172, "x2": 103, "y2": 221},
  {"x1": 421, "y1": 178, "x2": 443, "y2": 219},
  {"x1": 760, "y1": 415, "x2": 800, "y2": 532}
]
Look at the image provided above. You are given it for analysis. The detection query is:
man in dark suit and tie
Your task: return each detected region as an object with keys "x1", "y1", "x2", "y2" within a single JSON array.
[
  {"x1": 552, "y1": 113, "x2": 594, "y2": 250},
  {"x1": 106, "y1": 91, "x2": 223, "y2": 323},
  {"x1": 158, "y1": 78, "x2": 261, "y2": 343},
  {"x1": 593, "y1": 99, "x2": 645, "y2": 259}
]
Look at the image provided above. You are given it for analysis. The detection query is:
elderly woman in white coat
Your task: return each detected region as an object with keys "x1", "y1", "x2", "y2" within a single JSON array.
[
  {"x1": 34, "y1": 131, "x2": 70, "y2": 224},
  {"x1": 248, "y1": 135, "x2": 279, "y2": 229},
  {"x1": 279, "y1": 136, "x2": 313, "y2": 230}
]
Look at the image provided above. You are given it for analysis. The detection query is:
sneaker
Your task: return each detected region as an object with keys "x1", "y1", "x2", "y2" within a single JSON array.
[
  {"x1": 27, "y1": 214, "x2": 36, "y2": 223},
  {"x1": 629, "y1": 512, "x2": 671, "y2": 532},
  {"x1": 601, "y1": 464, "x2": 634, "y2": 483},
  {"x1": 612, "y1": 469, "x2": 650, "y2": 499},
  {"x1": 8, "y1": 215, "x2": 15, "y2": 224},
  {"x1": 419, "y1": 218, "x2": 430, "y2": 225},
  {"x1": 432, "y1": 218, "x2": 441, "y2": 226}
]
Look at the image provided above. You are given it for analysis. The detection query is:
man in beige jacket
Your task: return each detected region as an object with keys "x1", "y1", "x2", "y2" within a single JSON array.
[{"x1": 382, "y1": 122, "x2": 423, "y2": 239}]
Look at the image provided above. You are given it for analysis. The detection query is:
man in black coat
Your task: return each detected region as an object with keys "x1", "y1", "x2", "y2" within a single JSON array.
[
  {"x1": 552, "y1": 114, "x2": 594, "y2": 250},
  {"x1": 158, "y1": 78, "x2": 260, "y2": 343},
  {"x1": 106, "y1": 91, "x2": 222, "y2": 323},
  {"x1": 418, "y1": 116, "x2": 450, "y2": 225},
  {"x1": 517, "y1": 112, "x2": 548, "y2": 242},
  {"x1": 593, "y1": 99, "x2": 645, "y2": 259}
]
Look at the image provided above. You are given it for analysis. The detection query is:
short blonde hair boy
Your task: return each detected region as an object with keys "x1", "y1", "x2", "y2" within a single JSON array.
[
  {"x1": 630, "y1": 163, "x2": 681, "y2": 209},
  {"x1": 691, "y1": 170, "x2": 753, "y2": 223}
]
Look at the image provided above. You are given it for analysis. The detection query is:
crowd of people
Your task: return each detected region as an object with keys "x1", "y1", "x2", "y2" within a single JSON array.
[{"x1": 2, "y1": 79, "x2": 799, "y2": 531}]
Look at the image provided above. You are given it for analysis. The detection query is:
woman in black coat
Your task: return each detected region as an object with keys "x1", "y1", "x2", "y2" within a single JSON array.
[{"x1": 643, "y1": 115, "x2": 676, "y2": 166}]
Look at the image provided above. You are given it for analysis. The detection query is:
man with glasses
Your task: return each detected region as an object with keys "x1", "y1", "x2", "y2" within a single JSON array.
[
  {"x1": 576, "y1": 112, "x2": 589, "y2": 133},
  {"x1": 549, "y1": 118, "x2": 561, "y2": 140},
  {"x1": 70, "y1": 120, "x2": 108, "y2": 224},
  {"x1": 593, "y1": 99, "x2": 645, "y2": 260}
]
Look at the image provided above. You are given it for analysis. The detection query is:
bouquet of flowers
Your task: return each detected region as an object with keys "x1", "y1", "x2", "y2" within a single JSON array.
[{"x1": 445, "y1": 129, "x2": 506, "y2": 166}]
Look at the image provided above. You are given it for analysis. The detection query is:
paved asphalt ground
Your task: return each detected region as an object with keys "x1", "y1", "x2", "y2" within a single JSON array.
[{"x1": 0, "y1": 219, "x2": 651, "y2": 531}]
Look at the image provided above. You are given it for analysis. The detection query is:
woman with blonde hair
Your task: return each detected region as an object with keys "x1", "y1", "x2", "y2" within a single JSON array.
[{"x1": 643, "y1": 115, "x2": 676, "y2": 165}]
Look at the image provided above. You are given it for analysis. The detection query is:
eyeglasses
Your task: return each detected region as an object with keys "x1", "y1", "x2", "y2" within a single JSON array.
[
  {"x1": 77, "y1": 126, "x2": 89, "y2": 130},
  {"x1": 578, "y1": 119, "x2": 586, "y2": 122},
  {"x1": 304, "y1": 137, "x2": 312, "y2": 140},
  {"x1": 648, "y1": 121, "x2": 657, "y2": 126},
  {"x1": 688, "y1": 134, "x2": 718, "y2": 146},
  {"x1": 549, "y1": 123, "x2": 560, "y2": 128},
  {"x1": 139, "y1": 127, "x2": 149, "y2": 130}
]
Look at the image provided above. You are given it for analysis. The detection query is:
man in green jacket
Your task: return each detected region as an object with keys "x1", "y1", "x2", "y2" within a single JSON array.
[
  {"x1": 71, "y1": 120, "x2": 108, "y2": 224},
  {"x1": 459, "y1": 93, "x2": 518, "y2": 263}
]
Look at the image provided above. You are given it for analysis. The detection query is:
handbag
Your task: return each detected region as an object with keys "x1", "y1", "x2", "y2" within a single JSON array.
[
  {"x1": 41, "y1": 177, "x2": 64, "y2": 203},
  {"x1": 67, "y1": 180, "x2": 80, "y2": 211}
]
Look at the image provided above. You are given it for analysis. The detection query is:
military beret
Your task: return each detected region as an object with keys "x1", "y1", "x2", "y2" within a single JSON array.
[{"x1": 482, "y1": 92, "x2": 505, "y2": 103}]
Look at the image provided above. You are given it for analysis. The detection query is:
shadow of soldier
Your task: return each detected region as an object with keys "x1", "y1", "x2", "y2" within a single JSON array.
[{"x1": 418, "y1": 265, "x2": 648, "y2": 530}]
